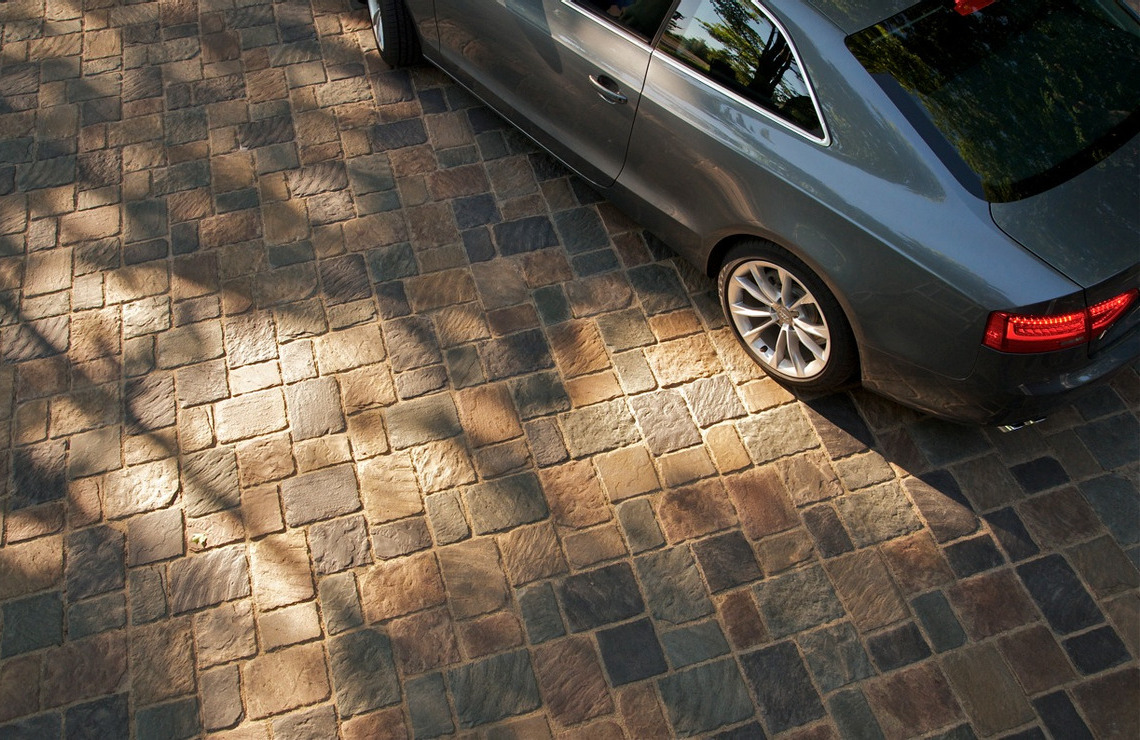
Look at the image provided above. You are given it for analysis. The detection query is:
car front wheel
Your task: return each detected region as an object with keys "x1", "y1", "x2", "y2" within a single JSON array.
[
  {"x1": 368, "y1": 0, "x2": 421, "y2": 68},
  {"x1": 719, "y1": 242, "x2": 857, "y2": 392}
]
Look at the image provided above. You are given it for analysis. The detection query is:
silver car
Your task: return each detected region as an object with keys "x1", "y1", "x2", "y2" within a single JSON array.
[{"x1": 365, "y1": 0, "x2": 1140, "y2": 425}]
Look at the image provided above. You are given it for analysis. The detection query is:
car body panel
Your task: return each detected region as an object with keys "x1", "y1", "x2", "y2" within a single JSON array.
[
  {"x1": 990, "y1": 134, "x2": 1140, "y2": 289},
  {"x1": 430, "y1": 0, "x2": 650, "y2": 186}
]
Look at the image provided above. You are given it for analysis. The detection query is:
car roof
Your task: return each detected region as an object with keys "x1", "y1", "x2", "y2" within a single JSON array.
[{"x1": 800, "y1": 0, "x2": 917, "y2": 33}]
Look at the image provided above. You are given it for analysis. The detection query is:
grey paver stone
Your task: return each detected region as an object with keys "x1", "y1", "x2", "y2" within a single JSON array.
[
  {"x1": 329, "y1": 629, "x2": 401, "y2": 717},
  {"x1": 181, "y1": 446, "x2": 241, "y2": 517},
  {"x1": 385, "y1": 393, "x2": 462, "y2": 449},
  {"x1": 635, "y1": 546, "x2": 715, "y2": 626},
  {"x1": 280, "y1": 463, "x2": 361, "y2": 526},
  {"x1": 465, "y1": 472, "x2": 549, "y2": 535},
  {"x1": 127, "y1": 507, "x2": 184, "y2": 566}
]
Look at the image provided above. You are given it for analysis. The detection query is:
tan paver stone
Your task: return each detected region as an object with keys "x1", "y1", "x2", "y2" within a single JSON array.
[
  {"x1": 538, "y1": 459, "x2": 611, "y2": 530},
  {"x1": 130, "y1": 618, "x2": 196, "y2": 706},
  {"x1": 533, "y1": 636, "x2": 614, "y2": 727},
  {"x1": 358, "y1": 453, "x2": 423, "y2": 523},
  {"x1": 103, "y1": 458, "x2": 180, "y2": 520},
  {"x1": 408, "y1": 438, "x2": 475, "y2": 493},
  {"x1": 438, "y1": 539, "x2": 509, "y2": 620},
  {"x1": 360, "y1": 551, "x2": 447, "y2": 622},
  {"x1": 195, "y1": 600, "x2": 258, "y2": 669},
  {"x1": 214, "y1": 388, "x2": 287, "y2": 443},
  {"x1": 595, "y1": 445, "x2": 659, "y2": 501},
  {"x1": 657, "y1": 478, "x2": 738, "y2": 544},
  {"x1": 0, "y1": 535, "x2": 63, "y2": 600},
  {"x1": 250, "y1": 530, "x2": 314, "y2": 610},
  {"x1": 346, "y1": 407, "x2": 391, "y2": 460},
  {"x1": 315, "y1": 324, "x2": 386, "y2": 374},
  {"x1": 824, "y1": 549, "x2": 908, "y2": 632},
  {"x1": 457, "y1": 611, "x2": 525, "y2": 659},
  {"x1": 259, "y1": 601, "x2": 322, "y2": 651},
  {"x1": 563, "y1": 524, "x2": 628, "y2": 570},
  {"x1": 241, "y1": 484, "x2": 285, "y2": 539},
  {"x1": 942, "y1": 644, "x2": 1035, "y2": 735},
  {"x1": 243, "y1": 643, "x2": 330, "y2": 720},
  {"x1": 498, "y1": 522, "x2": 568, "y2": 587}
]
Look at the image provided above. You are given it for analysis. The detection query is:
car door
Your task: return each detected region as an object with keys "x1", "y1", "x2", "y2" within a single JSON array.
[{"x1": 432, "y1": 0, "x2": 674, "y2": 186}]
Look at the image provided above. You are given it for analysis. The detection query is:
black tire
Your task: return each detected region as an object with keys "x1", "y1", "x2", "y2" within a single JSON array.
[
  {"x1": 718, "y1": 240, "x2": 857, "y2": 392},
  {"x1": 370, "y1": 0, "x2": 421, "y2": 68}
]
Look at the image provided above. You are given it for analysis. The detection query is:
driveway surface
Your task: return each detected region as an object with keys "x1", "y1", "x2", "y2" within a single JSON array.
[{"x1": 0, "y1": 1, "x2": 1137, "y2": 738}]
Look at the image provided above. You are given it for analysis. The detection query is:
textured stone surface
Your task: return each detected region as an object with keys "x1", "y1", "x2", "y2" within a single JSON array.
[
  {"x1": 169, "y1": 544, "x2": 251, "y2": 614},
  {"x1": 0, "y1": 9, "x2": 1134, "y2": 736}
]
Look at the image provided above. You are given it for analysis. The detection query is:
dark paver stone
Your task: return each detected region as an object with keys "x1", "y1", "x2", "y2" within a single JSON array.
[
  {"x1": 692, "y1": 531, "x2": 762, "y2": 592},
  {"x1": 330, "y1": 629, "x2": 400, "y2": 717},
  {"x1": 510, "y1": 371, "x2": 570, "y2": 420},
  {"x1": 553, "y1": 207, "x2": 609, "y2": 255},
  {"x1": 68, "y1": 593, "x2": 126, "y2": 639},
  {"x1": 1017, "y1": 555, "x2": 1103, "y2": 634},
  {"x1": 65, "y1": 693, "x2": 129, "y2": 740},
  {"x1": 135, "y1": 698, "x2": 201, "y2": 740},
  {"x1": 627, "y1": 263, "x2": 690, "y2": 315},
  {"x1": 280, "y1": 463, "x2": 361, "y2": 526},
  {"x1": 169, "y1": 544, "x2": 251, "y2": 613},
  {"x1": 984, "y1": 508, "x2": 1040, "y2": 562},
  {"x1": 867, "y1": 622, "x2": 932, "y2": 672},
  {"x1": 557, "y1": 562, "x2": 645, "y2": 632},
  {"x1": 636, "y1": 546, "x2": 714, "y2": 626},
  {"x1": 618, "y1": 498, "x2": 666, "y2": 554},
  {"x1": 1062, "y1": 626, "x2": 1131, "y2": 675},
  {"x1": 944, "y1": 534, "x2": 1006, "y2": 578},
  {"x1": 661, "y1": 620, "x2": 730, "y2": 669},
  {"x1": 1080, "y1": 475, "x2": 1140, "y2": 545},
  {"x1": 319, "y1": 253, "x2": 371, "y2": 306},
  {"x1": 829, "y1": 689, "x2": 885, "y2": 740},
  {"x1": 2, "y1": 714, "x2": 61, "y2": 739},
  {"x1": 465, "y1": 472, "x2": 549, "y2": 535},
  {"x1": 1032, "y1": 691, "x2": 1094, "y2": 740},
  {"x1": 518, "y1": 583, "x2": 565, "y2": 644},
  {"x1": 236, "y1": 116, "x2": 295, "y2": 150},
  {"x1": 11, "y1": 440, "x2": 66, "y2": 509},
  {"x1": 481, "y1": 329, "x2": 554, "y2": 380},
  {"x1": 741, "y1": 641, "x2": 826, "y2": 735},
  {"x1": 2, "y1": 592, "x2": 63, "y2": 657},
  {"x1": 124, "y1": 200, "x2": 168, "y2": 244},
  {"x1": 1076, "y1": 413, "x2": 1140, "y2": 471},
  {"x1": 912, "y1": 591, "x2": 967, "y2": 652},
  {"x1": 494, "y1": 216, "x2": 558, "y2": 255},
  {"x1": 318, "y1": 573, "x2": 364, "y2": 636},
  {"x1": 1010, "y1": 456, "x2": 1071, "y2": 493},
  {"x1": 798, "y1": 622, "x2": 874, "y2": 693},
  {"x1": 371, "y1": 119, "x2": 428, "y2": 150},
  {"x1": 386, "y1": 315, "x2": 443, "y2": 372},
  {"x1": 802, "y1": 504, "x2": 854, "y2": 558},
  {"x1": 597, "y1": 618, "x2": 668, "y2": 686},
  {"x1": 425, "y1": 490, "x2": 471, "y2": 545},
  {"x1": 449, "y1": 650, "x2": 541, "y2": 728},
  {"x1": 658, "y1": 658, "x2": 754, "y2": 735},
  {"x1": 754, "y1": 564, "x2": 845, "y2": 638},
  {"x1": 407, "y1": 673, "x2": 454, "y2": 739},
  {"x1": 66, "y1": 525, "x2": 125, "y2": 602},
  {"x1": 909, "y1": 419, "x2": 992, "y2": 467},
  {"x1": 129, "y1": 568, "x2": 168, "y2": 625},
  {"x1": 17, "y1": 155, "x2": 76, "y2": 191},
  {"x1": 803, "y1": 393, "x2": 875, "y2": 458}
]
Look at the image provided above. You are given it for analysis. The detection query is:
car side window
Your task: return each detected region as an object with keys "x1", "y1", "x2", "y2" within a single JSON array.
[
  {"x1": 570, "y1": 0, "x2": 676, "y2": 42},
  {"x1": 659, "y1": 0, "x2": 824, "y2": 139}
]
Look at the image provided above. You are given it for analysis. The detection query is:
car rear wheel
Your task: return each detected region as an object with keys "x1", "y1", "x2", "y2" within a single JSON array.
[
  {"x1": 368, "y1": 0, "x2": 421, "y2": 68},
  {"x1": 719, "y1": 242, "x2": 856, "y2": 392}
]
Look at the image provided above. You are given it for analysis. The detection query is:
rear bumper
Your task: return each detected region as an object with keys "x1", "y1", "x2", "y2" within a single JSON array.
[{"x1": 861, "y1": 324, "x2": 1140, "y2": 426}]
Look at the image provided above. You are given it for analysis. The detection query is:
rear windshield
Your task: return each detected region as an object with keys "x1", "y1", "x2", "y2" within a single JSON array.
[{"x1": 846, "y1": 0, "x2": 1140, "y2": 202}]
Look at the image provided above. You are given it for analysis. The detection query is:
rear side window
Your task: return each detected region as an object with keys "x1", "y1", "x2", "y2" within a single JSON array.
[
  {"x1": 658, "y1": 0, "x2": 825, "y2": 139},
  {"x1": 571, "y1": 0, "x2": 676, "y2": 41}
]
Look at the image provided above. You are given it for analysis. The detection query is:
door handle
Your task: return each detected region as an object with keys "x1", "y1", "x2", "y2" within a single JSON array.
[{"x1": 588, "y1": 74, "x2": 628, "y2": 105}]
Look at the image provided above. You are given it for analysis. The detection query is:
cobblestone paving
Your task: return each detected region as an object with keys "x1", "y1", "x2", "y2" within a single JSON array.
[{"x1": 0, "y1": 0, "x2": 1138, "y2": 738}]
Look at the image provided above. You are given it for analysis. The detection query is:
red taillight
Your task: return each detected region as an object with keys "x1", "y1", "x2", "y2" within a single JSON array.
[
  {"x1": 955, "y1": 0, "x2": 997, "y2": 15},
  {"x1": 983, "y1": 289, "x2": 1138, "y2": 354}
]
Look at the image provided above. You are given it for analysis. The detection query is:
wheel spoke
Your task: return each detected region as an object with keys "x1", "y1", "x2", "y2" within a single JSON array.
[
  {"x1": 741, "y1": 319, "x2": 778, "y2": 341},
  {"x1": 747, "y1": 267, "x2": 782, "y2": 304},
  {"x1": 792, "y1": 323, "x2": 826, "y2": 361},
  {"x1": 778, "y1": 268, "x2": 796, "y2": 307},
  {"x1": 730, "y1": 302, "x2": 775, "y2": 319},
  {"x1": 792, "y1": 316, "x2": 828, "y2": 341}
]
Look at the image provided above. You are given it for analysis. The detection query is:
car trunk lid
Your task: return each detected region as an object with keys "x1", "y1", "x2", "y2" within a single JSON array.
[{"x1": 990, "y1": 133, "x2": 1140, "y2": 290}]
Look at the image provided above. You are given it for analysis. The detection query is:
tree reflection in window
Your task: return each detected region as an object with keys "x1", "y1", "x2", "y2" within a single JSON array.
[{"x1": 661, "y1": 0, "x2": 823, "y2": 137}]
